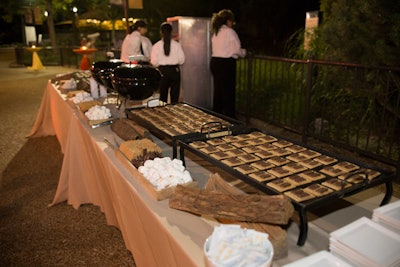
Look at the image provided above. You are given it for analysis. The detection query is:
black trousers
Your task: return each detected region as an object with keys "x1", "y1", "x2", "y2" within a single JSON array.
[
  {"x1": 158, "y1": 65, "x2": 181, "y2": 104},
  {"x1": 210, "y1": 57, "x2": 236, "y2": 118}
]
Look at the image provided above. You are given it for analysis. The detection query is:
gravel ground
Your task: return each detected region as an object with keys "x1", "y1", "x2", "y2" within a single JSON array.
[{"x1": 0, "y1": 49, "x2": 136, "y2": 266}]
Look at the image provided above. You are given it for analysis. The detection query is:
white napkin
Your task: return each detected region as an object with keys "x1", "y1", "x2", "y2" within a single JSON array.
[
  {"x1": 90, "y1": 77, "x2": 99, "y2": 99},
  {"x1": 61, "y1": 78, "x2": 77, "y2": 90},
  {"x1": 206, "y1": 225, "x2": 272, "y2": 267},
  {"x1": 99, "y1": 84, "x2": 107, "y2": 98}
]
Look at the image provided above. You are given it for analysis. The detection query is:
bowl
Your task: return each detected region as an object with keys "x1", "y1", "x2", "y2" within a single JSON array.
[
  {"x1": 203, "y1": 234, "x2": 274, "y2": 267},
  {"x1": 111, "y1": 65, "x2": 162, "y2": 100},
  {"x1": 128, "y1": 54, "x2": 148, "y2": 63},
  {"x1": 91, "y1": 60, "x2": 124, "y2": 89}
]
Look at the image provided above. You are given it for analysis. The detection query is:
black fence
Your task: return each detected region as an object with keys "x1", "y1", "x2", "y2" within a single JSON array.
[
  {"x1": 12, "y1": 46, "x2": 400, "y2": 181},
  {"x1": 236, "y1": 54, "x2": 400, "y2": 182}
]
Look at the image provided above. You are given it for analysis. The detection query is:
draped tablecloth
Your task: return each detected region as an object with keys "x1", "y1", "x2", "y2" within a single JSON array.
[
  {"x1": 29, "y1": 80, "x2": 214, "y2": 267},
  {"x1": 28, "y1": 81, "x2": 74, "y2": 153}
]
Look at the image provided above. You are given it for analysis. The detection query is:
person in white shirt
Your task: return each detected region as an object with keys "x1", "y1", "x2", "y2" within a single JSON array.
[
  {"x1": 120, "y1": 20, "x2": 152, "y2": 63},
  {"x1": 141, "y1": 35, "x2": 152, "y2": 60},
  {"x1": 151, "y1": 22, "x2": 185, "y2": 104},
  {"x1": 210, "y1": 9, "x2": 246, "y2": 118}
]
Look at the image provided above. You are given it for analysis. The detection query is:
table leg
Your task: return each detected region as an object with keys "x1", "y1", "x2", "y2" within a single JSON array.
[
  {"x1": 172, "y1": 139, "x2": 178, "y2": 159},
  {"x1": 297, "y1": 208, "x2": 308, "y2": 246},
  {"x1": 179, "y1": 144, "x2": 186, "y2": 167},
  {"x1": 380, "y1": 181, "x2": 393, "y2": 206}
]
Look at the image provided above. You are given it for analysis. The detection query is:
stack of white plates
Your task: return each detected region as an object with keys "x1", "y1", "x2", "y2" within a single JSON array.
[
  {"x1": 329, "y1": 217, "x2": 400, "y2": 267},
  {"x1": 372, "y1": 200, "x2": 400, "y2": 232},
  {"x1": 282, "y1": 250, "x2": 352, "y2": 267}
]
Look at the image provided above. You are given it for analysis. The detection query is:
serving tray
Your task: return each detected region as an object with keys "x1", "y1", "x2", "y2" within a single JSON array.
[{"x1": 105, "y1": 138, "x2": 198, "y2": 201}]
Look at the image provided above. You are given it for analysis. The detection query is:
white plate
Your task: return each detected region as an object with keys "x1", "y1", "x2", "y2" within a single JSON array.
[
  {"x1": 373, "y1": 216, "x2": 400, "y2": 233},
  {"x1": 330, "y1": 242, "x2": 371, "y2": 267},
  {"x1": 373, "y1": 200, "x2": 400, "y2": 228},
  {"x1": 283, "y1": 251, "x2": 352, "y2": 267},
  {"x1": 330, "y1": 217, "x2": 400, "y2": 266},
  {"x1": 373, "y1": 200, "x2": 400, "y2": 216}
]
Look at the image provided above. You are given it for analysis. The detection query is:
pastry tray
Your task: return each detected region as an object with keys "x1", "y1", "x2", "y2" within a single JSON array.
[
  {"x1": 125, "y1": 102, "x2": 245, "y2": 158},
  {"x1": 178, "y1": 128, "x2": 392, "y2": 205},
  {"x1": 177, "y1": 128, "x2": 394, "y2": 245}
]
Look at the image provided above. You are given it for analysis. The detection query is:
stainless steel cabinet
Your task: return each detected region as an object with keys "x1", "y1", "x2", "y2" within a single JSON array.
[{"x1": 167, "y1": 17, "x2": 213, "y2": 109}]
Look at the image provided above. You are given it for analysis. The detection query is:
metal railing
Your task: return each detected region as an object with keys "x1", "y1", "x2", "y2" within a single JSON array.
[
  {"x1": 12, "y1": 46, "x2": 400, "y2": 180},
  {"x1": 236, "y1": 54, "x2": 400, "y2": 181}
]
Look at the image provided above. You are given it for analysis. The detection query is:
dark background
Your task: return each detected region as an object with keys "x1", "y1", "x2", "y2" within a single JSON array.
[
  {"x1": 211, "y1": 0, "x2": 320, "y2": 55},
  {"x1": 0, "y1": 0, "x2": 320, "y2": 56}
]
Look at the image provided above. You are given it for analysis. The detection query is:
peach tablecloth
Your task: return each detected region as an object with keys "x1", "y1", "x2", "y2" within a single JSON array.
[
  {"x1": 30, "y1": 81, "x2": 214, "y2": 267},
  {"x1": 28, "y1": 81, "x2": 75, "y2": 153}
]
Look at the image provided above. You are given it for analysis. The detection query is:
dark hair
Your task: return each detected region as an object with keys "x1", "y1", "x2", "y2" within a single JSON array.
[
  {"x1": 160, "y1": 22, "x2": 172, "y2": 56},
  {"x1": 130, "y1": 20, "x2": 147, "y2": 33},
  {"x1": 211, "y1": 9, "x2": 235, "y2": 35}
]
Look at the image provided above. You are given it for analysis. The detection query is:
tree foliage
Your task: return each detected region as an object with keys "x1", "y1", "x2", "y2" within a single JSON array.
[
  {"x1": 314, "y1": 0, "x2": 400, "y2": 67},
  {"x1": 303, "y1": 0, "x2": 400, "y2": 156}
]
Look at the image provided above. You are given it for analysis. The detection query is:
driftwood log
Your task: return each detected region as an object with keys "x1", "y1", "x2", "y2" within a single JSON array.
[
  {"x1": 169, "y1": 177, "x2": 294, "y2": 225},
  {"x1": 111, "y1": 118, "x2": 151, "y2": 141},
  {"x1": 203, "y1": 173, "x2": 288, "y2": 259}
]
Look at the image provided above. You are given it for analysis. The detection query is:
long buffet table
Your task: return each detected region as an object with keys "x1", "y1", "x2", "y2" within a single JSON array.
[
  {"x1": 28, "y1": 81, "x2": 214, "y2": 267},
  {"x1": 28, "y1": 78, "x2": 396, "y2": 266}
]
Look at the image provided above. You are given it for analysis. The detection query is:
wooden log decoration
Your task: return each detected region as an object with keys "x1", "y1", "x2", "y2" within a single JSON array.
[
  {"x1": 111, "y1": 118, "x2": 151, "y2": 141},
  {"x1": 204, "y1": 173, "x2": 288, "y2": 260},
  {"x1": 169, "y1": 179, "x2": 294, "y2": 225}
]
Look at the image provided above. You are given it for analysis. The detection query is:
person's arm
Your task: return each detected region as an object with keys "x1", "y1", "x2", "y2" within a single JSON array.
[
  {"x1": 228, "y1": 29, "x2": 246, "y2": 58},
  {"x1": 131, "y1": 34, "x2": 142, "y2": 55},
  {"x1": 141, "y1": 36, "x2": 152, "y2": 58}
]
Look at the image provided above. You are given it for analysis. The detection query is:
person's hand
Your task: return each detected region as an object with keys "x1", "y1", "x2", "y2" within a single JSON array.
[{"x1": 239, "y1": 48, "x2": 247, "y2": 58}]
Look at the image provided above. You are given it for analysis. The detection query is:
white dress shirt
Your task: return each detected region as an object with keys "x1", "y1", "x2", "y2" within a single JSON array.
[
  {"x1": 211, "y1": 25, "x2": 246, "y2": 59},
  {"x1": 150, "y1": 40, "x2": 185, "y2": 67},
  {"x1": 120, "y1": 31, "x2": 142, "y2": 62},
  {"x1": 141, "y1": 36, "x2": 152, "y2": 59}
]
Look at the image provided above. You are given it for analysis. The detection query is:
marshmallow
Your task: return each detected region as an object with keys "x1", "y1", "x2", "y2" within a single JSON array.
[{"x1": 138, "y1": 157, "x2": 193, "y2": 190}]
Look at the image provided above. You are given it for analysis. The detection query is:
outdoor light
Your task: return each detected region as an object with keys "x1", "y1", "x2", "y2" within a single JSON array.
[
  {"x1": 44, "y1": 11, "x2": 48, "y2": 17},
  {"x1": 306, "y1": 11, "x2": 318, "y2": 19},
  {"x1": 72, "y1": 6, "x2": 78, "y2": 13}
]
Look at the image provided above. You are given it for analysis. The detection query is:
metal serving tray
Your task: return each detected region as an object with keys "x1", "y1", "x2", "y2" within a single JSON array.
[
  {"x1": 177, "y1": 128, "x2": 394, "y2": 246},
  {"x1": 125, "y1": 102, "x2": 245, "y2": 158}
]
